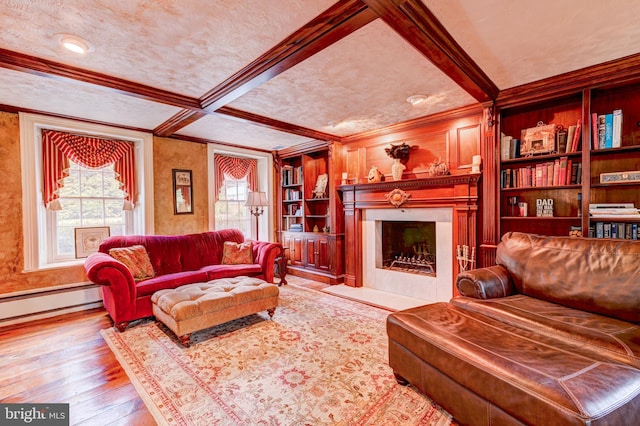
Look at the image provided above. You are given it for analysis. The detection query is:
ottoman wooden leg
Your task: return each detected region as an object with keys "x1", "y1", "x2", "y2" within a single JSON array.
[
  {"x1": 179, "y1": 333, "x2": 192, "y2": 347},
  {"x1": 114, "y1": 321, "x2": 130, "y2": 332},
  {"x1": 267, "y1": 308, "x2": 276, "y2": 319}
]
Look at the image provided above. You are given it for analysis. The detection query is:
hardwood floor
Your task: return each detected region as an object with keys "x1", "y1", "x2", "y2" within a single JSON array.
[
  {"x1": 0, "y1": 308, "x2": 156, "y2": 426},
  {"x1": 0, "y1": 276, "x2": 328, "y2": 426}
]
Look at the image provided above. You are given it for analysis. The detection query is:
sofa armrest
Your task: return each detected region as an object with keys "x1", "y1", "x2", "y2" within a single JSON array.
[
  {"x1": 251, "y1": 241, "x2": 282, "y2": 283},
  {"x1": 456, "y1": 265, "x2": 515, "y2": 299},
  {"x1": 84, "y1": 251, "x2": 137, "y2": 305}
]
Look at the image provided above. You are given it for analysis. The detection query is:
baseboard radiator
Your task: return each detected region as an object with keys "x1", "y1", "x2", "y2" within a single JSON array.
[{"x1": 0, "y1": 283, "x2": 103, "y2": 327}]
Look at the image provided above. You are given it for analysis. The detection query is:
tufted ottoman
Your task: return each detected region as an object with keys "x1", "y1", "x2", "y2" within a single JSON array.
[{"x1": 151, "y1": 276, "x2": 279, "y2": 346}]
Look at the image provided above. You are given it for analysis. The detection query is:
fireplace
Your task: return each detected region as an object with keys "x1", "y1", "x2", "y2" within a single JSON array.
[
  {"x1": 363, "y1": 207, "x2": 452, "y2": 302},
  {"x1": 380, "y1": 221, "x2": 436, "y2": 276},
  {"x1": 339, "y1": 175, "x2": 480, "y2": 300}
]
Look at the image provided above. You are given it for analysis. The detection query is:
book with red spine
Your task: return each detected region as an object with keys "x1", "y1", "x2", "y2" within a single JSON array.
[{"x1": 570, "y1": 119, "x2": 582, "y2": 152}]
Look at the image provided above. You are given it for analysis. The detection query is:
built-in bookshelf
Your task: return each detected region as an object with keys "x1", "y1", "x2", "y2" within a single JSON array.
[
  {"x1": 276, "y1": 141, "x2": 344, "y2": 284},
  {"x1": 498, "y1": 81, "x2": 640, "y2": 240}
]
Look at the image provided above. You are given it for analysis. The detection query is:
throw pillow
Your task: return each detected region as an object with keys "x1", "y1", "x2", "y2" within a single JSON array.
[
  {"x1": 109, "y1": 245, "x2": 155, "y2": 281},
  {"x1": 221, "y1": 241, "x2": 254, "y2": 265}
]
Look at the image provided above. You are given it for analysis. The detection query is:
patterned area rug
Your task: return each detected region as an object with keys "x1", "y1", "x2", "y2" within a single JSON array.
[{"x1": 101, "y1": 285, "x2": 455, "y2": 425}]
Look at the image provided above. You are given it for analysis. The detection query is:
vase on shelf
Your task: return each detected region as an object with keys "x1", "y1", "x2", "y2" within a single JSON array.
[{"x1": 391, "y1": 158, "x2": 405, "y2": 181}]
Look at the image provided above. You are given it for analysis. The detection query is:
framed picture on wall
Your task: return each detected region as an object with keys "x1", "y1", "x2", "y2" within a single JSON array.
[
  {"x1": 173, "y1": 169, "x2": 193, "y2": 215},
  {"x1": 75, "y1": 226, "x2": 110, "y2": 258}
]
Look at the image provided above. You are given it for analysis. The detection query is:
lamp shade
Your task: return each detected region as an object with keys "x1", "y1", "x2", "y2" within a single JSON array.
[{"x1": 245, "y1": 191, "x2": 269, "y2": 207}]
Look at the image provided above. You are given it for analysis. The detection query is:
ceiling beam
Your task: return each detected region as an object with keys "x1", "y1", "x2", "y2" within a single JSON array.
[
  {"x1": 362, "y1": 0, "x2": 498, "y2": 102},
  {"x1": 155, "y1": 0, "x2": 378, "y2": 137},
  {"x1": 216, "y1": 106, "x2": 338, "y2": 141},
  {"x1": 0, "y1": 47, "x2": 202, "y2": 110}
]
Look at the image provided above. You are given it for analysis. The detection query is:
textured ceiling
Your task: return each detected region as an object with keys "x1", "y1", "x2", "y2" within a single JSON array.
[
  {"x1": 0, "y1": 0, "x2": 640, "y2": 151},
  {"x1": 425, "y1": 0, "x2": 640, "y2": 89},
  {"x1": 227, "y1": 19, "x2": 476, "y2": 136}
]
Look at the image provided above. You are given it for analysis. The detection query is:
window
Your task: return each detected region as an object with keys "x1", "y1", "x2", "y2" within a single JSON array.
[
  {"x1": 215, "y1": 176, "x2": 250, "y2": 236},
  {"x1": 20, "y1": 113, "x2": 154, "y2": 271},
  {"x1": 48, "y1": 161, "x2": 132, "y2": 262}
]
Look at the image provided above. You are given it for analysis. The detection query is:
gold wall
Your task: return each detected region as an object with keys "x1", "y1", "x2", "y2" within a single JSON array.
[
  {"x1": 153, "y1": 136, "x2": 209, "y2": 235},
  {"x1": 0, "y1": 112, "x2": 210, "y2": 295}
]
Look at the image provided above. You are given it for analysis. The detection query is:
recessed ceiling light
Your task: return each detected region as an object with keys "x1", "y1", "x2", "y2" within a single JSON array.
[
  {"x1": 55, "y1": 33, "x2": 95, "y2": 54},
  {"x1": 406, "y1": 94, "x2": 429, "y2": 106}
]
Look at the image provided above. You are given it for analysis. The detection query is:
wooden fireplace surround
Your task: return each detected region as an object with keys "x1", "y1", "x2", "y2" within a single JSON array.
[{"x1": 338, "y1": 174, "x2": 480, "y2": 290}]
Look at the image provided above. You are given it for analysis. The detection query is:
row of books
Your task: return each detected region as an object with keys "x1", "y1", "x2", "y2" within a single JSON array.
[
  {"x1": 590, "y1": 110, "x2": 622, "y2": 150},
  {"x1": 288, "y1": 223, "x2": 303, "y2": 232},
  {"x1": 501, "y1": 157, "x2": 581, "y2": 189},
  {"x1": 284, "y1": 188, "x2": 302, "y2": 201},
  {"x1": 589, "y1": 222, "x2": 639, "y2": 240},
  {"x1": 286, "y1": 204, "x2": 303, "y2": 216},
  {"x1": 500, "y1": 119, "x2": 583, "y2": 160},
  {"x1": 282, "y1": 165, "x2": 303, "y2": 186}
]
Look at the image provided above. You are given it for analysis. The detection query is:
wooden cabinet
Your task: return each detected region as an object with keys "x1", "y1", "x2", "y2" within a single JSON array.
[
  {"x1": 276, "y1": 141, "x2": 344, "y2": 284},
  {"x1": 497, "y1": 82, "x2": 640, "y2": 240}
]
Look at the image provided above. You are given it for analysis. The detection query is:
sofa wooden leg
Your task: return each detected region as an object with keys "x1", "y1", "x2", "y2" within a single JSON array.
[
  {"x1": 267, "y1": 308, "x2": 276, "y2": 319},
  {"x1": 114, "y1": 322, "x2": 130, "y2": 332},
  {"x1": 394, "y1": 372, "x2": 410, "y2": 386},
  {"x1": 179, "y1": 334, "x2": 191, "y2": 347}
]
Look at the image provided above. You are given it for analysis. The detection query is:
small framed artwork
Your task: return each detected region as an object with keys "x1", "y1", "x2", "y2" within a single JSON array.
[
  {"x1": 75, "y1": 226, "x2": 110, "y2": 258},
  {"x1": 520, "y1": 122, "x2": 556, "y2": 156},
  {"x1": 173, "y1": 169, "x2": 193, "y2": 214}
]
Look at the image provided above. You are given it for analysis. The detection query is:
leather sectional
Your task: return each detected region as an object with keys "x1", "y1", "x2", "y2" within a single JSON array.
[{"x1": 388, "y1": 232, "x2": 640, "y2": 425}]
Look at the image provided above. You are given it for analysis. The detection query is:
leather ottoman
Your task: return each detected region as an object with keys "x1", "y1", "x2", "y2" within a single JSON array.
[
  {"x1": 388, "y1": 302, "x2": 640, "y2": 425},
  {"x1": 151, "y1": 276, "x2": 279, "y2": 346}
]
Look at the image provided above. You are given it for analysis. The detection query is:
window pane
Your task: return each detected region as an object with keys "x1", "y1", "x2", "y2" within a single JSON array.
[
  {"x1": 104, "y1": 199, "x2": 125, "y2": 225},
  {"x1": 57, "y1": 226, "x2": 75, "y2": 256},
  {"x1": 81, "y1": 199, "x2": 105, "y2": 226},
  {"x1": 58, "y1": 169, "x2": 80, "y2": 197},
  {"x1": 57, "y1": 199, "x2": 81, "y2": 227},
  {"x1": 80, "y1": 170, "x2": 104, "y2": 197}
]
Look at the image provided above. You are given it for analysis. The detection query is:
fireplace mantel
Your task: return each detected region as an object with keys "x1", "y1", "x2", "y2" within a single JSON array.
[{"x1": 338, "y1": 173, "x2": 480, "y2": 288}]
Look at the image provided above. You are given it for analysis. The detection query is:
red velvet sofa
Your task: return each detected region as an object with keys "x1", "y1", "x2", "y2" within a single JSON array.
[{"x1": 84, "y1": 229, "x2": 281, "y2": 331}]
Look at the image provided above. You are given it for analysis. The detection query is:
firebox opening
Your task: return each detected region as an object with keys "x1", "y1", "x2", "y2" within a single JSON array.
[{"x1": 379, "y1": 220, "x2": 436, "y2": 276}]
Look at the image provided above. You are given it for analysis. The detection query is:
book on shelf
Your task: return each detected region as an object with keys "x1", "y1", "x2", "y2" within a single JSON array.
[
  {"x1": 500, "y1": 133, "x2": 512, "y2": 160},
  {"x1": 598, "y1": 115, "x2": 606, "y2": 149},
  {"x1": 604, "y1": 113, "x2": 613, "y2": 149},
  {"x1": 569, "y1": 118, "x2": 582, "y2": 152},
  {"x1": 556, "y1": 127, "x2": 568, "y2": 153},
  {"x1": 288, "y1": 223, "x2": 303, "y2": 232},
  {"x1": 591, "y1": 113, "x2": 598, "y2": 150},
  {"x1": 612, "y1": 109, "x2": 622, "y2": 148},
  {"x1": 566, "y1": 125, "x2": 576, "y2": 153},
  {"x1": 509, "y1": 138, "x2": 521, "y2": 159}
]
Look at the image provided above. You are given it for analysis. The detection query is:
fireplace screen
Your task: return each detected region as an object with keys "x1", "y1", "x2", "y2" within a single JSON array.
[{"x1": 380, "y1": 221, "x2": 436, "y2": 276}]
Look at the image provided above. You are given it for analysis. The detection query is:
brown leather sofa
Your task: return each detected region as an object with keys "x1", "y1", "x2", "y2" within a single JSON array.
[{"x1": 387, "y1": 232, "x2": 640, "y2": 425}]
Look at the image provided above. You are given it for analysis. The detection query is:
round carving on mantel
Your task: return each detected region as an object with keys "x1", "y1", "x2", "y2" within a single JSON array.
[{"x1": 385, "y1": 188, "x2": 411, "y2": 208}]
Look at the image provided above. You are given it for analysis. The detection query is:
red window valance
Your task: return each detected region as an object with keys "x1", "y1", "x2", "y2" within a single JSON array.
[
  {"x1": 42, "y1": 129, "x2": 136, "y2": 210},
  {"x1": 214, "y1": 155, "x2": 257, "y2": 201}
]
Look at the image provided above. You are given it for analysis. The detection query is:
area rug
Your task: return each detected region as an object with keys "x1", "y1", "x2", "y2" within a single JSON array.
[{"x1": 101, "y1": 285, "x2": 455, "y2": 426}]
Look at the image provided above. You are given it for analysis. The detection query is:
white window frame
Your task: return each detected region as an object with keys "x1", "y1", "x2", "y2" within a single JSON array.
[
  {"x1": 20, "y1": 113, "x2": 154, "y2": 271},
  {"x1": 207, "y1": 145, "x2": 273, "y2": 241},
  {"x1": 46, "y1": 162, "x2": 133, "y2": 263},
  {"x1": 215, "y1": 176, "x2": 251, "y2": 235}
]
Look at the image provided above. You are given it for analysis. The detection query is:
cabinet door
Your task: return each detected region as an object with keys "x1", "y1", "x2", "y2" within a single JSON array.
[
  {"x1": 305, "y1": 235, "x2": 331, "y2": 271},
  {"x1": 290, "y1": 236, "x2": 304, "y2": 266}
]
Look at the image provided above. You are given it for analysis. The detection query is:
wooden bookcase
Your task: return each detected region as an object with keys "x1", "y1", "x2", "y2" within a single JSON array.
[
  {"x1": 497, "y1": 83, "x2": 640, "y2": 240},
  {"x1": 276, "y1": 141, "x2": 344, "y2": 284}
]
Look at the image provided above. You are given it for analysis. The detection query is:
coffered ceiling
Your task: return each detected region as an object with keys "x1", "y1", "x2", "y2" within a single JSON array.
[{"x1": 1, "y1": 0, "x2": 639, "y2": 151}]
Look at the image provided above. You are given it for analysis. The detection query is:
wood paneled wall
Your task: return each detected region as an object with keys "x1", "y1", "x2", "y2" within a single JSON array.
[{"x1": 340, "y1": 105, "x2": 484, "y2": 183}]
